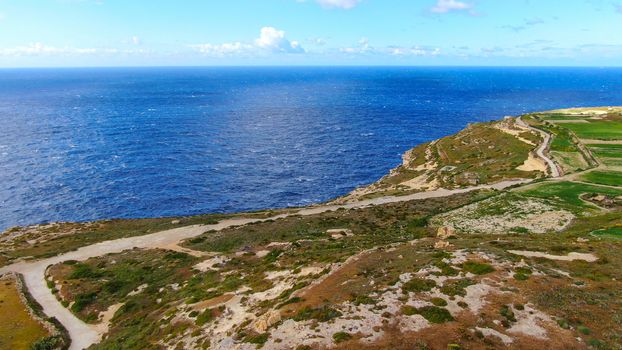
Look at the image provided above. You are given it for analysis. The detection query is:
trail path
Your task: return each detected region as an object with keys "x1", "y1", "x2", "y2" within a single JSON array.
[{"x1": 516, "y1": 117, "x2": 561, "y2": 177}]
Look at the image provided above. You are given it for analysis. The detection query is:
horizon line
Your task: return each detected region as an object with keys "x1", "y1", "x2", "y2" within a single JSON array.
[{"x1": 2, "y1": 64, "x2": 622, "y2": 70}]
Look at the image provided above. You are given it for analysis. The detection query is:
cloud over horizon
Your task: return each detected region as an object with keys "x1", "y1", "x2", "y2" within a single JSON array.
[
  {"x1": 430, "y1": 0, "x2": 474, "y2": 14},
  {"x1": 191, "y1": 27, "x2": 304, "y2": 56}
]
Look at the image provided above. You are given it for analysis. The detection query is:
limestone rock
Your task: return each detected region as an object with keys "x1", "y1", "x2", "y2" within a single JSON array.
[
  {"x1": 437, "y1": 226, "x2": 456, "y2": 240},
  {"x1": 251, "y1": 310, "x2": 282, "y2": 333},
  {"x1": 327, "y1": 229, "x2": 354, "y2": 239},
  {"x1": 434, "y1": 240, "x2": 452, "y2": 249}
]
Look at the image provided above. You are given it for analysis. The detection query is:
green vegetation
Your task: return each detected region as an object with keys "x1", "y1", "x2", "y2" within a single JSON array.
[
  {"x1": 402, "y1": 278, "x2": 436, "y2": 293},
  {"x1": 580, "y1": 171, "x2": 622, "y2": 187},
  {"x1": 587, "y1": 144, "x2": 622, "y2": 159},
  {"x1": 562, "y1": 121, "x2": 622, "y2": 141},
  {"x1": 461, "y1": 261, "x2": 495, "y2": 275},
  {"x1": 592, "y1": 226, "x2": 622, "y2": 239},
  {"x1": 332, "y1": 331, "x2": 353, "y2": 343},
  {"x1": 521, "y1": 181, "x2": 622, "y2": 209},
  {"x1": 49, "y1": 249, "x2": 198, "y2": 323},
  {"x1": 414, "y1": 306, "x2": 454, "y2": 323},
  {"x1": 439, "y1": 279, "x2": 475, "y2": 297},
  {"x1": 294, "y1": 306, "x2": 343, "y2": 322},
  {"x1": 430, "y1": 297, "x2": 448, "y2": 307}
]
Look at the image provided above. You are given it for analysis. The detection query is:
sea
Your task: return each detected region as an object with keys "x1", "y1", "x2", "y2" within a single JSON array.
[{"x1": 1, "y1": 66, "x2": 622, "y2": 230}]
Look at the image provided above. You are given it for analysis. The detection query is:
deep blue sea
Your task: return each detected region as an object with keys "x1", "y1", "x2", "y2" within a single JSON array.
[{"x1": 1, "y1": 67, "x2": 622, "y2": 230}]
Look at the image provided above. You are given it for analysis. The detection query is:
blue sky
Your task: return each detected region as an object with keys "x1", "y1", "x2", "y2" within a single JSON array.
[{"x1": 0, "y1": 0, "x2": 621, "y2": 67}]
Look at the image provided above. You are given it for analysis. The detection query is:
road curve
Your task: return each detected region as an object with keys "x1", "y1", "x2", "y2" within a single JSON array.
[
  {"x1": 516, "y1": 116, "x2": 561, "y2": 178},
  {"x1": 0, "y1": 178, "x2": 532, "y2": 350}
]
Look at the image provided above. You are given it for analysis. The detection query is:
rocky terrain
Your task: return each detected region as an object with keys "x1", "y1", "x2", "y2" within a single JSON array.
[{"x1": 2, "y1": 107, "x2": 622, "y2": 350}]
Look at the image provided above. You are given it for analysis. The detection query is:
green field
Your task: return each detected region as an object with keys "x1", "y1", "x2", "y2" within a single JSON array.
[
  {"x1": 592, "y1": 226, "x2": 622, "y2": 239},
  {"x1": 587, "y1": 144, "x2": 622, "y2": 159},
  {"x1": 561, "y1": 121, "x2": 622, "y2": 140},
  {"x1": 580, "y1": 171, "x2": 622, "y2": 187},
  {"x1": 521, "y1": 181, "x2": 622, "y2": 208},
  {"x1": 540, "y1": 115, "x2": 590, "y2": 121}
]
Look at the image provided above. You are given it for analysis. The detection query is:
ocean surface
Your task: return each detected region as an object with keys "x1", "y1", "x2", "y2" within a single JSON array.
[{"x1": 1, "y1": 67, "x2": 622, "y2": 230}]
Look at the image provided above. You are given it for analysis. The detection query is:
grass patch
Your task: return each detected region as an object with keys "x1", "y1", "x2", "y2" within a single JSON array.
[
  {"x1": 0, "y1": 277, "x2": 51, "y2": 349},
  {"x1": 580, "y1": 171, "x2": 622, "y2": 187},
  {"x1": 461, "y1": 261, "x2": 495, "y2": 275},
  {"x1": 521, "y1": 181, "x2": 622, "y2": 209},
  {"x1": 587, "y1": 144, "x2": 622, "y2": 159},
  {"x1": 592, "y1": 226, "x2": 622, "y2": 239},
  {"x1": 562, "y1": 121, "x2": 622, "y2": 141}
]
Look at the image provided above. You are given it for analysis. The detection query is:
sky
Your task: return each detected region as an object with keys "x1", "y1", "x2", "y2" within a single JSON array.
[{"x1": 0, "y1": 0, "x2": 621, "y2": 67}]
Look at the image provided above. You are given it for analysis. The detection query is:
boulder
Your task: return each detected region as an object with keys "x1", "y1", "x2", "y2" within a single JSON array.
[
  {"x1": 434, "y1": 240, "x2": 452, "y2": 249},
  {"x1": 251, "y1": 310, "x2": 282, "y2": 333},
  {"x1": 327, "y1": 229, "x2": 353, "y2": 239},
  {"x1": 437, "y1": 226, "x2": 456, "y2": 240}
]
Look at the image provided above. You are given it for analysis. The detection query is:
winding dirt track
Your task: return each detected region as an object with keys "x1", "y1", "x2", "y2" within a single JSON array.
[
  {"x1": 516, "y1": 117, "x2": 561, "y2": 178},
  {"x1": 0, "y1": 179, "x2": 531, "y2": 350}
]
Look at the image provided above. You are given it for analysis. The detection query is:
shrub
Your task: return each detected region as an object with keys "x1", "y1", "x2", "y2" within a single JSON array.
[
  {"x1": 69, "y1": 264, "x2": 102, "y2": 279},
  {"x1": 31, "y1": 336, "x2": 63, "y2": 350},
  {"x1": 264, "y1": 249, "x2": 283, "y2": 263},
  {"x1": 401, "y1": 305, "x2": 417, "y2": 316},
  {"x1": 440, "y1": 279, "x2": 474, "y2": 297},
  {"x1": 416, "y1": 306, "x2": 454, "y2": 323},
  {"x1": 462, "y1": 261, "x2": 495, "y2": 275},
  {"x1": 243, "y1": 333, "x2": 269, "y2": 346},
  {"x1": 500, "y1": 305, "x2": 516, "y2": 324},
  {"x1": 352, "y1": 294, "x2": 375, "y2": 306},
  {"x1": 294, "y1": 306, "x2": 342, "y2": 322},
  {"x1": 402, "y1": 278, "x2": 436, "y2": 294},
  {"x1": 196, "y1": 309, "x2": 213, "y2": 326},
  {"x1": 577, "y1": 325, "x2": 591, "y2": 335},
  {"x1": 430, "y1": 297, "x2": 448, "y2": 307},
  {"x1": 71, "y1": 292, "x2": 97, "y2": 312},
  {"x1": 333, "y1": 331, "x2": 353, "y2": 343}
]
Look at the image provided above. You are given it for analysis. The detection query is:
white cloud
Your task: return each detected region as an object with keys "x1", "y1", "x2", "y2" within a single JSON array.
[
  {"x1": 190, "y1": 42, "x2": 254, "y2": 56},
  {"x1": 131, "y1": 36, "x2": 141, "y2": 45},
  {"x1": 191, "y1": 27, "x2": 304, "y2": 56},
  {"x1": 0, "y1": 42, "x2": 146, "y2": 56},
  {"x1": 340, "y1": 37, "x2": 371, "y2": 54},
  {"x1": 389, "y1": 46, "x2": 441, "y2": 57},
  {"x1": 255, "y1": 27, "x2": 304, "y2": 53},
  {"x1": 430, "y1": 0, "x2": 472, "y2": 13},
  {"x1": 340, "y1": 38, "x2": 441, "y2": 57},
  {"x1": 315, "y1": 0, "x2": 361, "y2": 9}
]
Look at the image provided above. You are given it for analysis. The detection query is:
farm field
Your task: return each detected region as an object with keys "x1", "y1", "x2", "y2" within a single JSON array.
[
  {"x1": 587, "y1": 144, "x2": 622, "y2": 159},
  {"x1": 561, "y1": 121, "x2": 622, "y2": 141},
  {"x1": 580, "y1": 171, "x2": 622, "y2": 187},
  {"x1": 519, "y1": 181, "x2": 622, "y2": 209}
]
